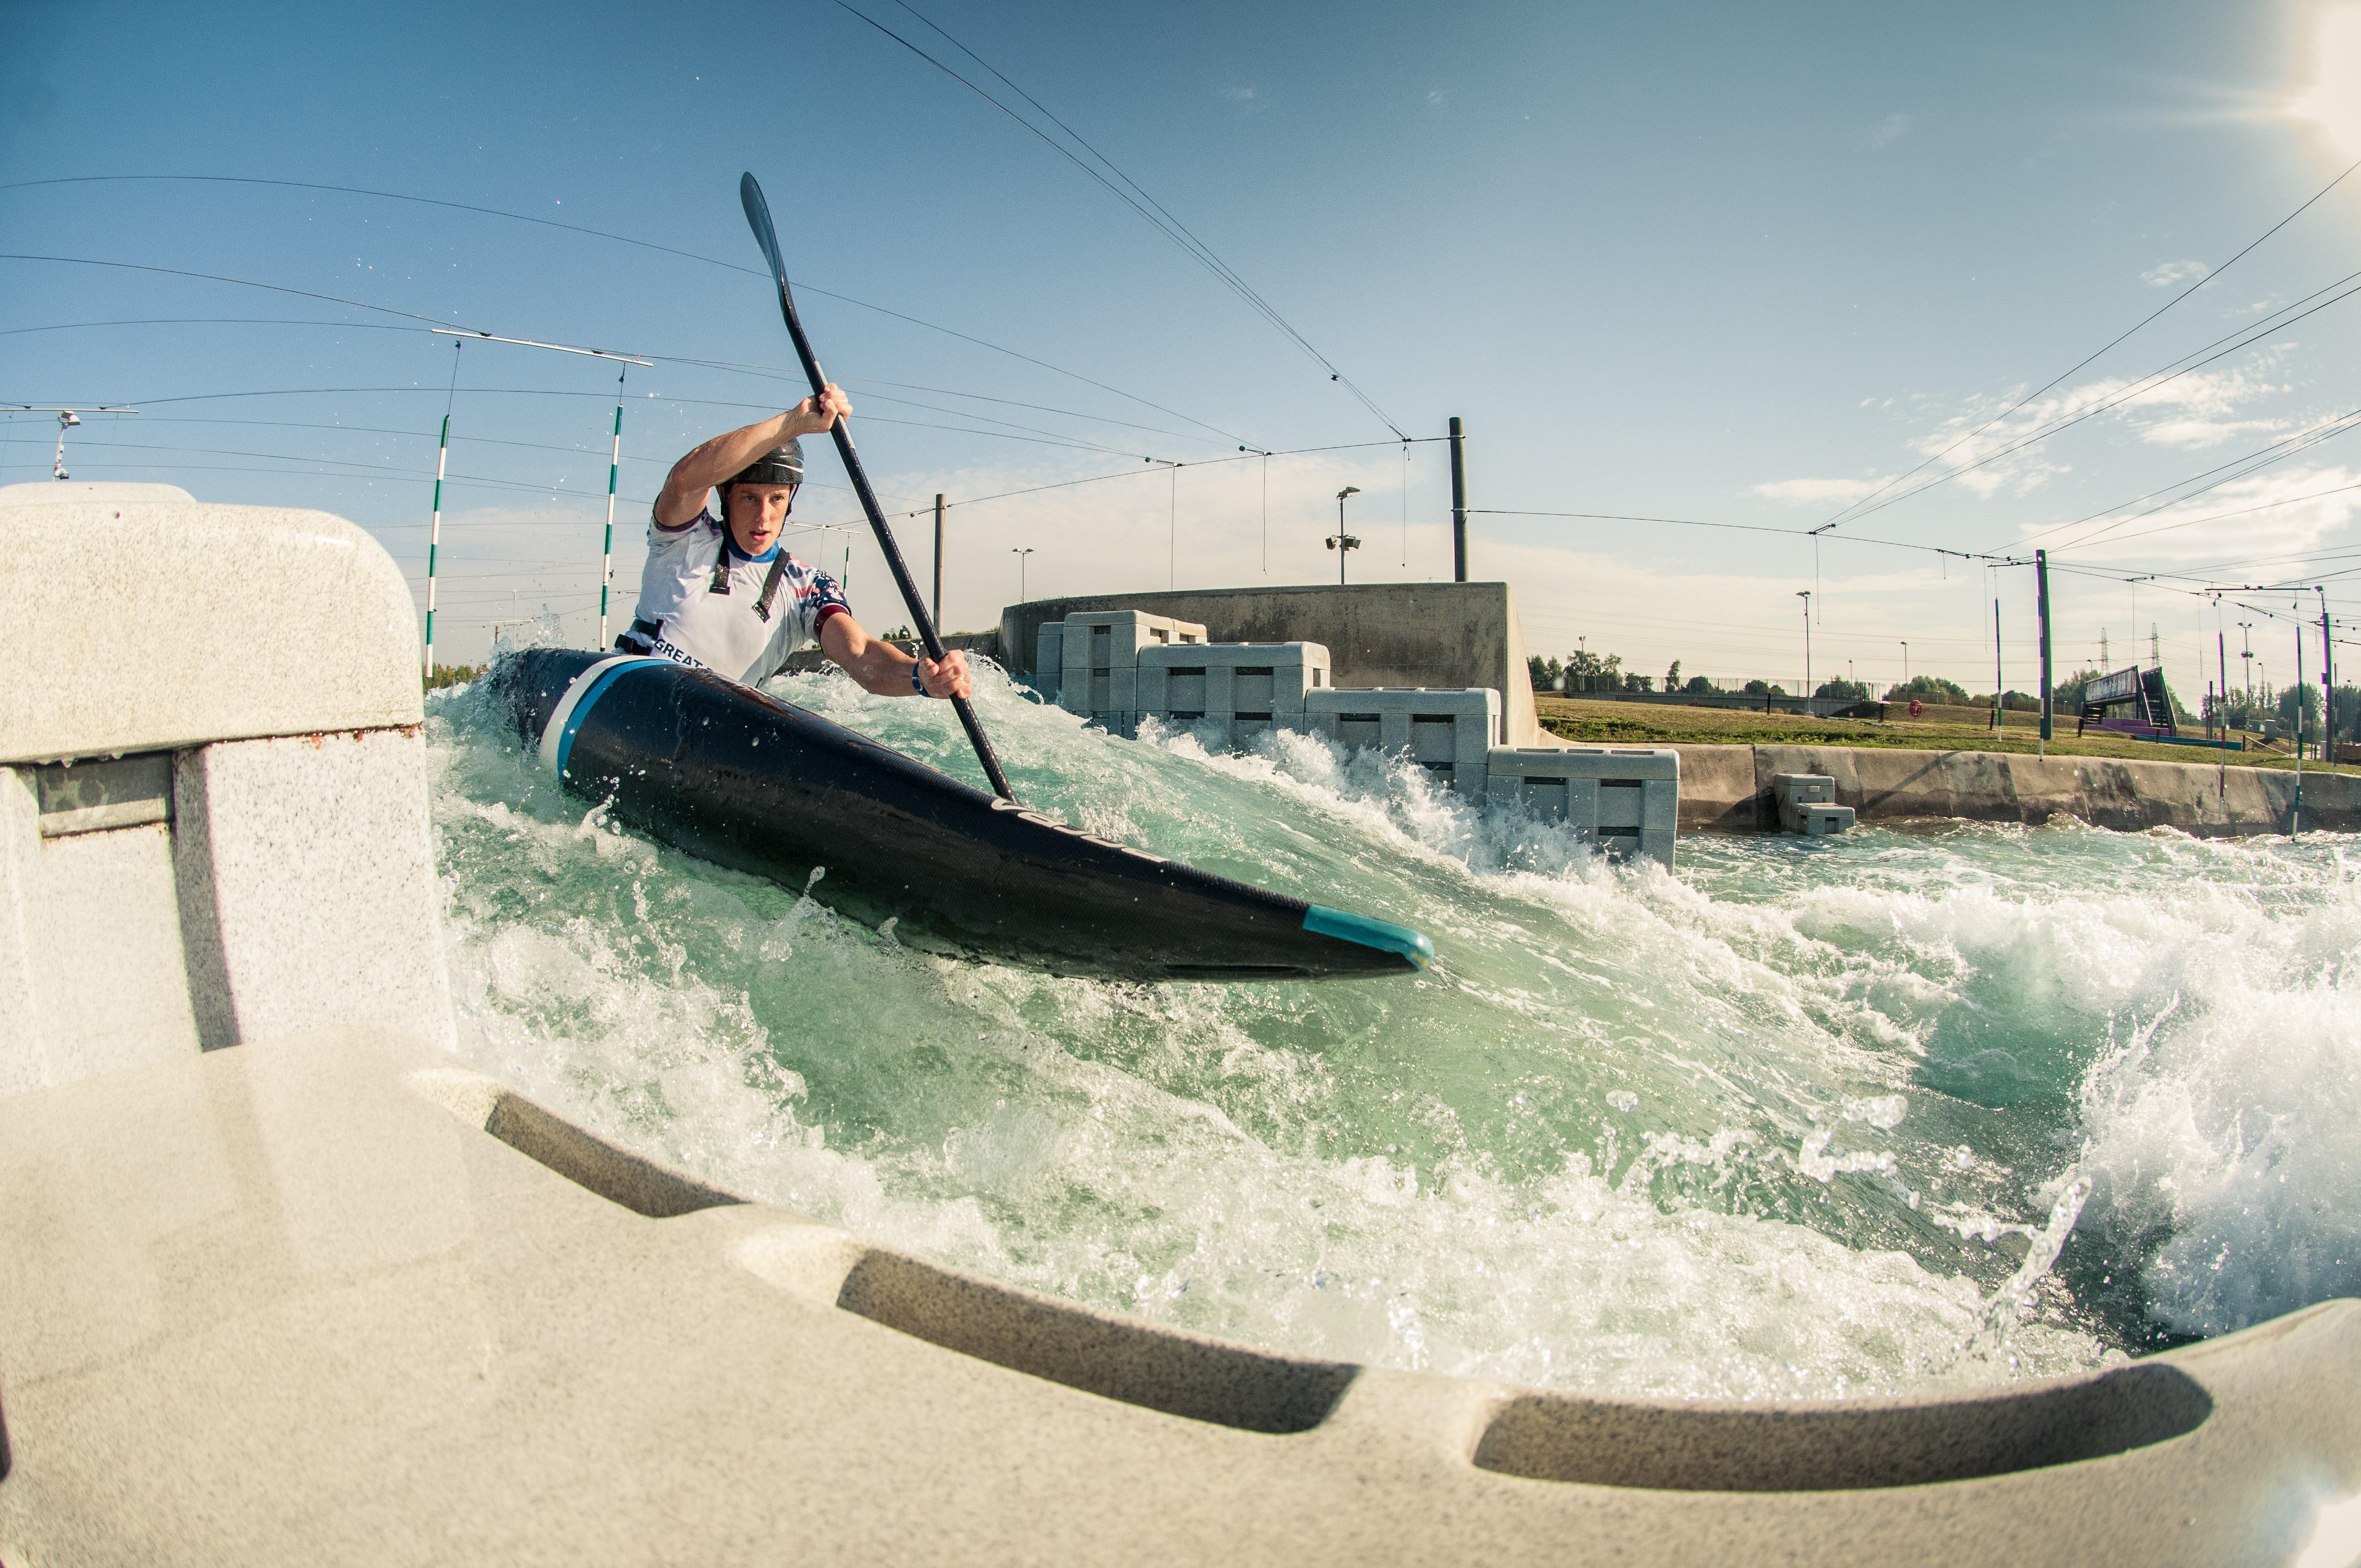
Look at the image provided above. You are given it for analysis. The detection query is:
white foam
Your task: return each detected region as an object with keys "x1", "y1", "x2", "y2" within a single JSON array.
[{"x1": 422, "y1": 668, "x2": 2360, "y2": 1396}]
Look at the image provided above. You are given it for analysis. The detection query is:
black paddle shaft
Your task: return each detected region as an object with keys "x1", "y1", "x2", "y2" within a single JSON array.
[{"x1": 739, "y1": 171, "x2": 1019, "y2": 804}]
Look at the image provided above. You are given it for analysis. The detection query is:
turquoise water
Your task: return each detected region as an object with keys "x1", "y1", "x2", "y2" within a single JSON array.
[{"x1": 428, "y1": 660, "x2": 2361, "y2": 1400}]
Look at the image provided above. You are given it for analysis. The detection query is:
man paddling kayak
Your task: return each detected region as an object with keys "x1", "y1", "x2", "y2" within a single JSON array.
[{"x1": 617, "y1": 386, "x2": 972, "y2": 700}]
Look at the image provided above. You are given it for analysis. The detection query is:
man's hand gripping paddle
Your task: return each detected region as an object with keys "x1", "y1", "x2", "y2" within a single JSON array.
[{"x1": 739, "y1": 171, "x2": 1020, "y2": 804}]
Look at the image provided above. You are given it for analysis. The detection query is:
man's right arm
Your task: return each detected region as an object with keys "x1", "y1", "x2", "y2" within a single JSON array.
[{"x1": 652, "y1": 386, "x2": 851, "y2": 529}]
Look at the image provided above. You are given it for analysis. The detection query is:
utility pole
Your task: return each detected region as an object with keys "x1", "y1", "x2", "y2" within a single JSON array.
[
  {"x1": 1901, "y1": 640, "x2": 1909, "y2": 690},
  {"x1": 1994, "y1": 598, "x2": 2004, "y2": 734},
  {"x1": 1798, "y1": 590, "x2": 1813, "y2": 711},
  {"x1": 1328, "y1": 487, "x2": 1362, "y2": 585},
  {"x1": 1448, "y1": 416, "x2": 1468, "y2": 583},
  {"x1": 2036, "y1": 549, "x2": 2054, "y2": 751},
  {"x1": 2293, "y1": 621, "x2": 2306, "y2": 833},
  {"x1": 2320, "y1": 590, "x2": 2335, "y2": 773},
  {"x1": 7, "y1": 406, "x2": 140, "y2": 478},
  {"x1": 1010, "y1": 546, "x2": 1033, "y2": 603},
  {"x1": 2217, "y1": 628, "x2": 2230, "y2": 801},
  {"x1": 2240, "y1": 622, "x2": 2254, "y2": 701},
  {"x1": 933, "y1": 494, "x2": 945, "y2": 629}
]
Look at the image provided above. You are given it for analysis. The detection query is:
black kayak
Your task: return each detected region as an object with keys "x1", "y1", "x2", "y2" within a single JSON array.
[{"x1": 493, "y1": 648, "x2": 1433, "y2": 983}]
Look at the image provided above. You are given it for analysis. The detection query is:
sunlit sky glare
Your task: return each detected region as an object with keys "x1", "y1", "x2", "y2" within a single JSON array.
[{"x1": 5, "y1": 0, "x2": 2361, "y2": 693}]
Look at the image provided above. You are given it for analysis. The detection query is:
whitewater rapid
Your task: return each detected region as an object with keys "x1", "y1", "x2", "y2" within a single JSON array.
[{"x1": 426, "y1": 659, "x2": 2361, "y2": 1401}]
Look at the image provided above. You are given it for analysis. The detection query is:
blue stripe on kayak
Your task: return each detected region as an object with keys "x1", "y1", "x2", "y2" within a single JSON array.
[
  {"x1": 554, "y1": 661, "x2": 649, "y2": 780},
  {"x1": 1302, "y1": 905, "x2": 1433, "y2": 970}
]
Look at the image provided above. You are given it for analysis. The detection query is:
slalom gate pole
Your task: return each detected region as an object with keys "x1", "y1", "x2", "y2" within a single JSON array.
[{"x1": 600, "y1": 370, "x2": 624, "y2": 649}]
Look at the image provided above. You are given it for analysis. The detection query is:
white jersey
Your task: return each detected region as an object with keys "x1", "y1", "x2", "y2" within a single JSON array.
[{"x1": 624, "y1": 508, "x2": 850, "y2": 684}]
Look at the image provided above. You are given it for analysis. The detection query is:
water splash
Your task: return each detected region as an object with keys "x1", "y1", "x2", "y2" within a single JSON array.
[{"x1": 424, "y1": 662, "x2": 2361, "y2": 1397}]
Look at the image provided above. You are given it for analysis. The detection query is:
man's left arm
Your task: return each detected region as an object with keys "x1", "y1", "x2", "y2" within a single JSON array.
[{"x1": 819, "y1": 613, "x2": 973, "y2": 699}]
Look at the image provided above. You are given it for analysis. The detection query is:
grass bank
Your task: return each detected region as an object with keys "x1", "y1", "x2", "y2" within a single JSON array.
[{"x1": 1536, "y1": 696, "x2": 2326, "y2": 772}]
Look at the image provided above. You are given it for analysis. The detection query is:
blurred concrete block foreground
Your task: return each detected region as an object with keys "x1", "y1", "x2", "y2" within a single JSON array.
[{"x1": 1, "y1": 483, "x2": 2356, "y2": 1566}]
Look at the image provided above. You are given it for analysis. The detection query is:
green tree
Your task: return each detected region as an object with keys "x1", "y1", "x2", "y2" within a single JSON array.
[{"x1": 1884, "y1": 674, "x2": 1972, "y2": 705}]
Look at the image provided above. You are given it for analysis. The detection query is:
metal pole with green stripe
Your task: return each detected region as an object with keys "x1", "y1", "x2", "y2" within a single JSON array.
[
  {"x1": 425, "y1": 416, "x2": 450, "y2": 673},
  {"x1": 599, "y1": 370, "x2": 624, "y2": 647},
  {"x1": 425, "y1": 340, "x2": 460, "y2": 676}
]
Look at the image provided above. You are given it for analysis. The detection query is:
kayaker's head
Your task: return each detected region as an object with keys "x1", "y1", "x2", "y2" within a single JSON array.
[{"x1": 720, "y1": 438, "x2": 803, "y2": 557}]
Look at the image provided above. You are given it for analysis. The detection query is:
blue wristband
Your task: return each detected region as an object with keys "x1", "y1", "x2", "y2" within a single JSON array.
[{"x1": 911, "y1": 665, "x2": 930, "y2": 696}]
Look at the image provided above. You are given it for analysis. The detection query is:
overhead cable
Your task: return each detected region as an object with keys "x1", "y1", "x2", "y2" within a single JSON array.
[
  {"x1": 0, "y1": 177, "x2": 1248, "y2": 444},
  {"x1": 834, "y1": 0, "x2": 1406, "y2": 439},
  {"x1": 1813, "y1": 153, "x2": 2361, "y2": 532}
]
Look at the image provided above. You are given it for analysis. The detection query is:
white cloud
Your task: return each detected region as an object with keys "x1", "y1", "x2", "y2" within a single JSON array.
[
  {"x1": 1426, "y1": 89, "x2": 1446, "y2": 107},
  {"x1": 2140, "y1": 259, "x2": 2210, "y2": 288},
  {"x1": 2137, "y1": 417, "x2": 2287, "y2": 449},
  {"x1": 1221, "y1": 83, "x2": 1259, "y2": 104},
  {"x1": 1862, "y1": 113, "x2": 1913, "y2": 150},
  {"x1": 1896, "y1": 353, "x2": 2289, "y2": 500},
  {"x1": 1749, "y1": 476, "x2": 1884, "y2": 505},
  {"x1": 2032, "y1": 465, "x2": 2361, "y2": 565}
]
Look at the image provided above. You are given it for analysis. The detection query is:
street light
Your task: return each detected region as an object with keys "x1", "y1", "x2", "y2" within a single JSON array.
[
  {"x1": 1798, "y1": 591, "x2": 1813, "y2": 709},
  {"x1": 1325, "y1": 486, "x2": 1362, "y2": 585},
  {"x1": 1010, "y1": 546, "x2": 1036, "y2": 603},
  {"x1": 1900, "y1": 640, "x2": 1909, "y2": 690}
]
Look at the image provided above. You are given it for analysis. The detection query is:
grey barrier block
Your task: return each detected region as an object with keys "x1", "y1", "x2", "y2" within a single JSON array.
[
  {"x1": 1772, "y1": 773, "x2": 1855, "y2": 836},
  {"x1": 1486, "y1": 746, "x2": 1679, "y2": 867},
  {"x1": 0, "y1": 486, "x2": 454, "y2": 1097},
  {"x1": 1138, "y1": 641, "x2": 1331, "y2": 750},
  {"x1": 1056, "y1": 610, "x2": 1208, "y2": 717},
  {"x1": 1304, "y1": 688, "x2": 1502, "y2": 794},
  {"x1": 1034, "y1": 622, "x2": 1064, "y2": 695}
]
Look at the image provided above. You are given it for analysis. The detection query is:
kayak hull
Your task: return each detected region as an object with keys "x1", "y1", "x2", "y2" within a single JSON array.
[{"x1": 493, "y1": 648, "x2": 1428, "y2": 983}]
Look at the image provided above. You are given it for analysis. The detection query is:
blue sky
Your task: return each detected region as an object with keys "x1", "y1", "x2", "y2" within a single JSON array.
[{"x1": 6, "y1": 0, "x2": 2360, "y2": 695}]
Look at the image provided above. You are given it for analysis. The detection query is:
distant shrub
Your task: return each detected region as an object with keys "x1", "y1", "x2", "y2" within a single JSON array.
[{"x1": 425, "y1": 663, "x2": 484, "y2": 692}]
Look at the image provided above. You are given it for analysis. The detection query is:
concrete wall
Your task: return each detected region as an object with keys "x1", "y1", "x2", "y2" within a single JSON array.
[
  {"x1": 0, "y1": 486, "x2": 453, "y2": 1095},
  {"x1": 1670, "y1": 742, "x2": 2359, "y2": 836},
  {"x1": 5, "y1": 485, "x2": 2360, "y2": 1565},
  {"x1": 1000, "y1": 582, "x2": 1539, "y2": 745}
]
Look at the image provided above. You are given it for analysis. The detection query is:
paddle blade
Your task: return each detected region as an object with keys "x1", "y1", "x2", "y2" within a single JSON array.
[{"x1": 739, "y1": 171, "x2": 787, "y2": 285}]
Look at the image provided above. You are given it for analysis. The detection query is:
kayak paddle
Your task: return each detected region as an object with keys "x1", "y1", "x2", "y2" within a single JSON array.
[{"x1": 738, "y1": 170, "x2": 1019, "y2": 804}]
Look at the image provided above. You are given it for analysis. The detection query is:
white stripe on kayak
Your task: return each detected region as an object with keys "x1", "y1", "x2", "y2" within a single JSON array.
[{"x1": 537, "y1": 655, "x2": 666, "y2": 774}]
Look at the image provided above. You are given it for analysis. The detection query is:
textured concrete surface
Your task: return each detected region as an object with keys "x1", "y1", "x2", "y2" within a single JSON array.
[
  {"x1": 1307, "y1": 687, "x2": 1503, "y2": 794},
  {"x1": 1486, "y1": 746, "x2": 1679, "y2": 866},
  {"x1": 171, "y1": 732, "x2": 453, "y2": 1054},
  {"x1": 0, "y1": 491, "x2": 421, "y2": 764},
  {"x1": 1773, "y1": 774, "x2": 1857, "y2": 836},
  {"x1": 1003, "y1": 582, "x2": 1541, "y2": 745},
  {"x1": 2, "y1": 1028, "x2": 2355, "y2": 1567},
  {"x1": 1667, "y1": 743, "x2": 2361, "y2": 837},
  {"x1": 1136, "y1": 640, "x2": 1329, "y2": 750},
  {"x1": 1, "y1": 492, "x2": 453, "y2": 1093}
]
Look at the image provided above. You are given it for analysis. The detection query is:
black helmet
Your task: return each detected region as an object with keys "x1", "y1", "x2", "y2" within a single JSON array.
[{"x1": 724, "y1": 438, "x2": 804, "y2": 491}]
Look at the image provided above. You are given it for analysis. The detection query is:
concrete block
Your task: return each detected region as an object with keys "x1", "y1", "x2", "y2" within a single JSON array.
[
  {"x1": 1486, "y1": 746, "x2": 1679, "y2": 866},
  {"x1": 0, "y1": 486, "x2": 422, "y2": 765},
  {"x1": 1772, "y1": 772, "x2": 1856, "y2": 836},
  {"x1": 1138, "y1": 641, "x2": 1330, "y2": 750},
  {"x1": 172, "y1": 731, "x2": 453, "y2": 1053},
  {"x1": 1305, "y1": 688, "x2": 1502, "y2": 793},
  {"x1": 1056, "y1": 610, "x2": 1207, "y2": 718},
  {"x1": 1002, "y1": 580, "x2": 1543, "y2": 745},
  {"x1": 0, "y1": 491, "x2": 455, "y2": 1095},
  {"x1": 1034, "y1": 622, "x2": 1064, "y2": 696}
]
